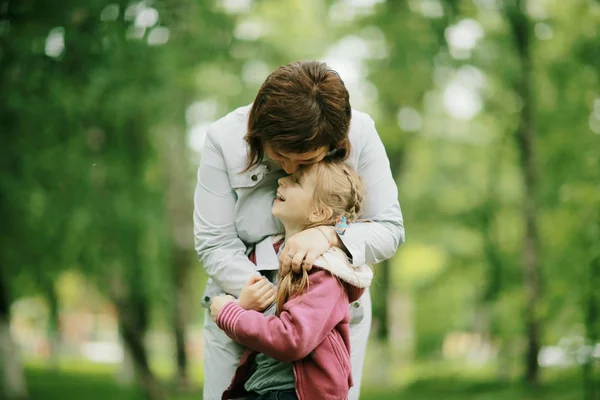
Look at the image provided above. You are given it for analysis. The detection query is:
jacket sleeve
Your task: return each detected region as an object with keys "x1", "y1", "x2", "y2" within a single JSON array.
[
  {"x1": 216, "y1": 270, "x2": 347, "y2": 362},
  {"x1": 339, "y1": 115, "x2": 405, "y2": 266},
  {"x1": 193, "y1": 127, "x2": 261, "y2": 297}
]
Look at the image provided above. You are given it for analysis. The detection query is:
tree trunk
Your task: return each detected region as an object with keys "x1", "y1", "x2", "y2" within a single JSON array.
[
  {"x1": 0, "y1": 3, "x2": 27, "y2": 398},
  {"x1": 584, "y1": 255, "x2": 600, "y2": 400},
  {"x1": 172, "y1": 248, "x2": 191, "y2": 391},
  {"x1": 505, "y1": 0, "x2": 542, "y2": 384},
  {"x1": 0, "y1": 268, "x2": 28, "y2": 400},
  {"x1": 479, "y1": 135, "x2": 509, "y2": 379},
  {"x1": 481, "y1": 137, "x2": 506, "y2": 305},
  {"x1": 117, "y1": 304, "x2": 166, "y2": 400},
  {"x1": 373, "y1": 258, "x2": 391, "y2": 342},
  {"x1": 111, "y1": 277, "x2": 166, "y2": 400},
  {"x1": 119, "y1": 320, "x2": 165, "y2": 400},
  {"x1": 116, "y1": 336, "x2": 135, "y2": 386},
  {"x1": 44, "y1": 280, "x2": 61, "y2": 370}
]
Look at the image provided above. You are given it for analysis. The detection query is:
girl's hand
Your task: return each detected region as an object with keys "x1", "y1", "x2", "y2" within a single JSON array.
[
  {"x1": 238, "y1": 276, "x2": 276, "y2": 311},
  {"x1": 210, "y1": 295, "x2": 235, "y2": 321},
  {"x1": 280, "y1": 227, "x2": 334, "y2": 275}
]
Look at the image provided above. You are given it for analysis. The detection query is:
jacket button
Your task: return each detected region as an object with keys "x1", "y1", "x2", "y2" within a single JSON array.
[
  {"x1": 204, "y1": 296, "x2": 210, "y2": 302},
  {"x1": 251, "y1": 174, "x2": 258, "y2": 181},
  {"x1": 353, "y1": 302, "x2": 360, "y2": 308}
]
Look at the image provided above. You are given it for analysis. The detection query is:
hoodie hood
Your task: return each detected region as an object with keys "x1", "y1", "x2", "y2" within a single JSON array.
[
  {"x1": 313, "y1": 247, "x2": 373, "y2": 288},
  {"x1": 313, "y1": 247, "x2": 373, "y2": 303}
]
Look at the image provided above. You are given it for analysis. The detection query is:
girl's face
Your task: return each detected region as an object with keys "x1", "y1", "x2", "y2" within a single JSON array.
[{"x1": 271, "y1": 164, "x2": 318, "y2": 228}]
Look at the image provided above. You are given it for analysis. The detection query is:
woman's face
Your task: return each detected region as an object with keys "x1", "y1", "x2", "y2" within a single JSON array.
[
  {"x1": 264, "y1": 143, "x2": 328, "y2": 174},
  {"x1": 272, "y1": 164, "x2": 319, "y2": 228}
]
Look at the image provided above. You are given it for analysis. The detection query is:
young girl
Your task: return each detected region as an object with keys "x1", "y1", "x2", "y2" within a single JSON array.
[{"x1": 210, "y1": 160, "x2": 373, "y2": 400}]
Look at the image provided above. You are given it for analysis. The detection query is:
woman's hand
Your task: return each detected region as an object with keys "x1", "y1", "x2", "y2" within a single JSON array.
[
  {"x1": 238, "y1": 276, "x2": 276, "y2": 311},
  {"x1": 210, "y1": 295, "x2": 235, "y2": 321},
  {"x1": 280, "y1": 227, "x2": 335, "y2": 274}
]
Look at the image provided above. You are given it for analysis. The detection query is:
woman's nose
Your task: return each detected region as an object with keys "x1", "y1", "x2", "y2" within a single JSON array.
[{"x1": 281, "y1": 160, "x2": 299, "y2": 174}]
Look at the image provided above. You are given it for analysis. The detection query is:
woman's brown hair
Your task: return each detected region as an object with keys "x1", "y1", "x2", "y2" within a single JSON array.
[
  {"x1": 276, "y1": 160, "x2": 364, "y2": 314},
  {"x1": 244, "y1": 61, "x2": 352, "y2": 172}
]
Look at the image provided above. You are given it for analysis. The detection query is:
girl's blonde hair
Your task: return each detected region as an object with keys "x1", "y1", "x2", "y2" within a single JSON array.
[{"x1": 276, "y1": 160, "x2": 364, "y2": 314}]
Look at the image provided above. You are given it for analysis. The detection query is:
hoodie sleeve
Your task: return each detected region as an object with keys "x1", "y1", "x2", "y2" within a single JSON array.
[{"x1": 215, "y1": 270, "x2": 348, "y2": 363}]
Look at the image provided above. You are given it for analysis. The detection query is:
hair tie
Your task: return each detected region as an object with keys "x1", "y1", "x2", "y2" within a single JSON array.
[{"x1": 334, "y1": 216, "x2": 348, "y2": 235}]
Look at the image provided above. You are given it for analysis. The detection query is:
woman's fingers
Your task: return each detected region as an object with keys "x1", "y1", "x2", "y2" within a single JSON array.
[
  {"x1": 291, "y1": 250, "x2": 307, "y2": 273},
  {"x1": 279, "y1": 244, "x2": 294, "y2": 274},
  {"x1": 303, "y1": 252, "x2": 318, "y2": 271}
]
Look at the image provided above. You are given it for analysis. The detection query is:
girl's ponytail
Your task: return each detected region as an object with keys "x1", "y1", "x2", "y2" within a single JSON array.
[{"x1": 276, "y1": 268, "x2": 310, "y2": 315}]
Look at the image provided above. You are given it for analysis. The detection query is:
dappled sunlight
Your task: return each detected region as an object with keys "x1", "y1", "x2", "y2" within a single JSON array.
[
  {"x1": 445, "y1": 19, "x2": 485, "y2": 60},
  {"x1": 44, "y1": 27, "x2": 65, "y2": 58},
  {"x1": 395, "y1": 243, "x2": 447, "y2": 290}
]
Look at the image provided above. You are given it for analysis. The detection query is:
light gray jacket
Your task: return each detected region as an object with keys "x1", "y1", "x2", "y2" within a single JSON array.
[{"x1": 194, "y1": 105, "x2": 404, "y2": 307}]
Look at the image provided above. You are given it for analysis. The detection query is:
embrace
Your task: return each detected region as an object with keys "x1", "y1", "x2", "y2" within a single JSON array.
[{"x1": 194, "y1": 61, "x2": 404, "y2": 400}]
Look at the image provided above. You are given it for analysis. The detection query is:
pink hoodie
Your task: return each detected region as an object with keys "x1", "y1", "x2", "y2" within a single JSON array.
[{"x1": 216, "y1": 266, "x2": 365, "y2": 400}]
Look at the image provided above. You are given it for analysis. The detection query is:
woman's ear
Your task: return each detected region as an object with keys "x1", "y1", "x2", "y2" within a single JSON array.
[{"x1": 309, "y1": 206, "x2": 334, "y2": 225}]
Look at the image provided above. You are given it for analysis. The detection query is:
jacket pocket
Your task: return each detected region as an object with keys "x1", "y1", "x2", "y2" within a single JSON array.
[{"x1": 327, "y1": 333, "x2": 350, "y2": 376}]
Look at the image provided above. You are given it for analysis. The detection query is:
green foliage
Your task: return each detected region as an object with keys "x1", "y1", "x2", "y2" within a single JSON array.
[{"x1": 2, "y1": 0, "x2": 600, "y2": 395}]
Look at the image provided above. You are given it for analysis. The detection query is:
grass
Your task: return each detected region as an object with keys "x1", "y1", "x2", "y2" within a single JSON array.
[
  {"x1": 24, "y1": 360, "x2": 585, "y2": 400},
  {"x1": 364, "y1": 376, "x2": 583, "y2": 400}
]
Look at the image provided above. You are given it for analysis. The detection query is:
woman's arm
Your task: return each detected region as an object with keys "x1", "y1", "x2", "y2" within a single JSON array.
[
  {"x1": 334, "y1": 115, "x2": 404, "y2": 266},
  {"x1": 215, "y1": 270, "x2": 347, "y2": 362},
  {"x1": 194, "y1": 128, "x2": 261, "y2": 297}
]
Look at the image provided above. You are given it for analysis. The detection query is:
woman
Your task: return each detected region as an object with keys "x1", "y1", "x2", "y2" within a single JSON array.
[
  {"x1": 209, "y1": 160, "x2": 373, "y2": 400},
  {"x1": 194, "y1": 61, "x2": 404, "y2": 400}
]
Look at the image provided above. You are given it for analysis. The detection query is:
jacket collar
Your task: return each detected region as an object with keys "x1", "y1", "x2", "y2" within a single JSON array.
[{"x1": 254, "y1": 234, "x2": 285, "y2": 271}]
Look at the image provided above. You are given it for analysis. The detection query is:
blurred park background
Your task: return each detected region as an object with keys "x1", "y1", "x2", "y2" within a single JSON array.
[{"x1": 1, "y1": 0, "x2": 599, "y2": 399}]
